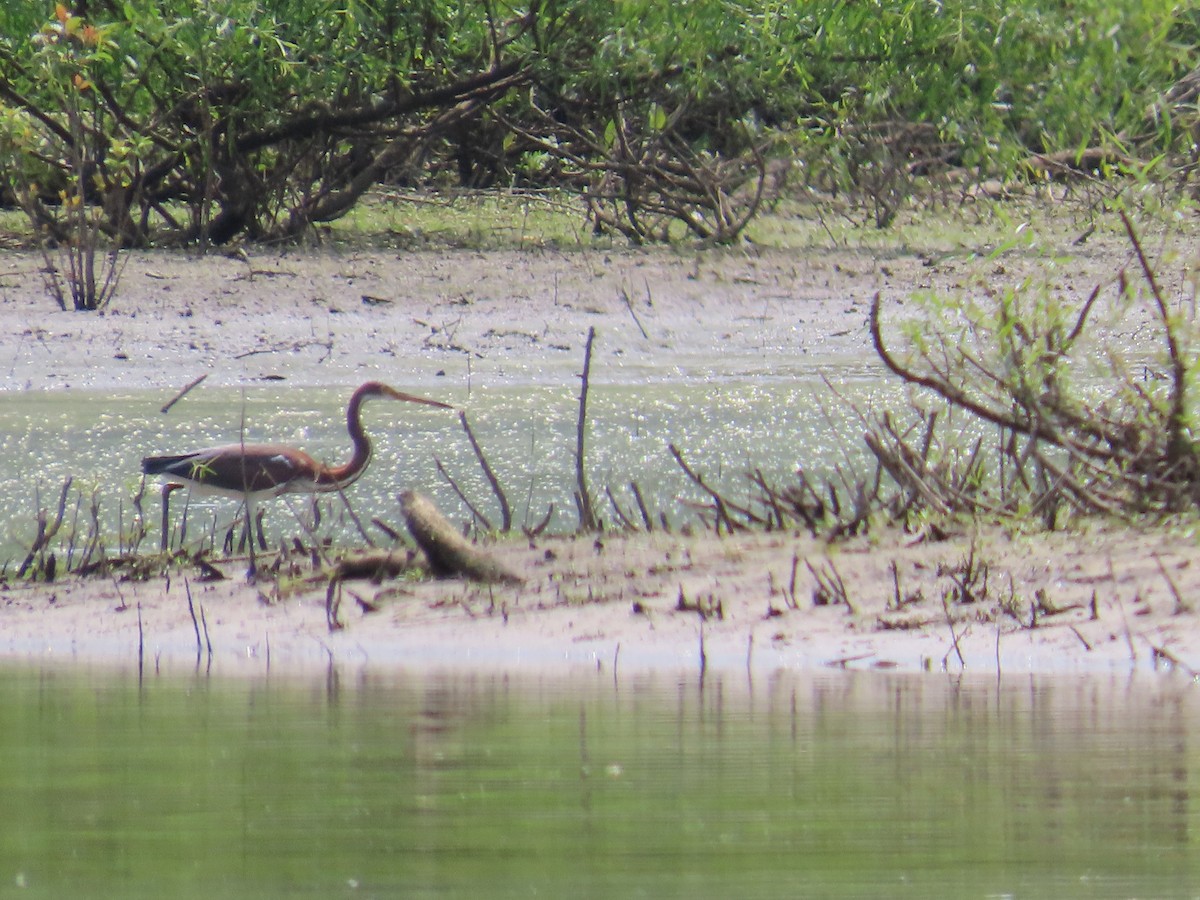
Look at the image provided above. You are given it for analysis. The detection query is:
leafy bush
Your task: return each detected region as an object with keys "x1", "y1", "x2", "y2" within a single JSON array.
[
  {"x1": 868, "y1": 214, "x2": 1200, "y2": 524},
  {"x1": 0, "y1": 1, "x2": 1196, "y2": 254}
]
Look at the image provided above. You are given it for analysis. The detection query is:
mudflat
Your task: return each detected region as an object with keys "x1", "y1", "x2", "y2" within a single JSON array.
[{"x1": 1, "y1": 214, "x2": 1197, "y2": 679}]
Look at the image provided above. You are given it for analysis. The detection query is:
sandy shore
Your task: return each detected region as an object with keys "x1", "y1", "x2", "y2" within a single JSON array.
[
  {"x1": 0, "y1": 520, "x2": 1195, "y2": 676},
  {"x1": 2, "y1": 221, "x2": 1199, "y2": 679},
  {"x1": 2, "y1": 521, "x2": 1198, "y2": 679}
]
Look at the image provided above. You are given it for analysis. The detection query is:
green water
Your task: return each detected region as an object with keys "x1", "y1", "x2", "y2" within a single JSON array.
[{"x1": 1, "y1": 665, "x2": 1197, "y2": 898}]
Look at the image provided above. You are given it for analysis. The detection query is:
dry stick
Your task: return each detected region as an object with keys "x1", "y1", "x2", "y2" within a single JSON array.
[
  {"x1": 576, "y1": 327, "x2": 599, "y2": 531},
  {"x1": 1069, "y1": 625, "x2": 1093, "y2": 651},
  {"x1": 524, "y1": 504, "x2": 555, "y2": 538},
  {"x1": 275, "y1": 492, "x2": 340, "y2": 571},
  {"x1": 1152, "y1": 553, "x2": 1191, "y2": 615},
  {"x1": 806, "y1": 558, "x2": 855, "y2": 614},
  {"x1": 435, "y1": 457, "x2": 494, "y2": 531},
  {"x1": 1144, "y1": 639, "x2": 1200, "y2": 678},
  {"x1": 1121, "y1": 212, "x2": 1188, "y2": 453},
  {"x1": 870, "y1": 292, "x2": 1121, "y2": 467},
  {"x1": 64, "y1": 491, "x2": 82, "y2": 571},
  {"x1": 160, "y1": 373, "x2": 208, "y2": 414},
  {"x1": 669, "y1": 443, "x2": 761, "y2": 533},
  {"x1": 18, "y1": 477, "x2": 73, "y2": 578},
  {"x1": 749, "y1": 468, "x2": 786, "y2": 530},
  {"x1": 994, "y1": 617, "x2": 1002, "y2": 678},
  {"x1": 864, "y1": 431, "x2": 953, "y2": 516},
  {"x1": 129, "y1": 477, "x2": 148, "y2": 554},
  {"x1": 370, "y1": 517, "x2": 403, "y2": 542},
  {"x1": 630, "y1": 481, "x2": 653, "y2": 532},
  {"x1": 618, "y1": 283, "x2": 650, "y2": 339},
  {"x1": 604, "y1": 485, "x2": 639, "y2": 531},
  {"x1": 941, "y1": 595, "x2": 967, "y2": 669},
  {"x1": 400, "y1": 491, "x2": 523, "y2": 584},
  {"x1": 459, "y1": 411, "x2": 512, "y2": 532},
  {"x1": 323, "y1": 481, "x2": 374, "y2": 548},
  {"x1": 78, "y1": 488, "x2": 102, "y2": 572},
  {"x1": 325, "y1": 578, "x2": 344, "y2": 631}
]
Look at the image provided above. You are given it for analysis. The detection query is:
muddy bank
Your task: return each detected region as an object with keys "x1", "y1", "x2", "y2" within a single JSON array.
[
  {"x1": 1, "y1": 221, "x2": 1198, "y2": 678},
  {"x1": 1, "y1": 522, "x2": 1197, "y2": 679}
]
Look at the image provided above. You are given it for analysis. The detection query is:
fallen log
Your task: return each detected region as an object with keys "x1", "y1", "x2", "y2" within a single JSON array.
[
  {"x1": 329, "y1": 548, "x2": 417, "y2": 581},
  {"x1": 399, "y1": 490, "x2": 524, "y2": 584}
]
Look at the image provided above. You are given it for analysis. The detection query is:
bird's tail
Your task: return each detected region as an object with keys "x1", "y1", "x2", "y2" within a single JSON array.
[{"x1": 142, "y1": 454, "x2": 196, "y2": 476}]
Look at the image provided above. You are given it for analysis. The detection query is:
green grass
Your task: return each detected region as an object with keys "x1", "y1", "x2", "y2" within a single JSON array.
[{"x1": 323, "y1": 189, "x2": 612, "y2": 252}]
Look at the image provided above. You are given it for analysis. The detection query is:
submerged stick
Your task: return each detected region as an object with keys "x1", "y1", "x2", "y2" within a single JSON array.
[
  {"x1": 160, "y1": 373, "x2": 208, "y2": 414},
  {"x1": 435, "y1": 456, "x2": 494, "y2": 531},
  {"x1": 18, "y1": 477, "x2": 73, "y2": 578},
  {"x1": 459, "y1": 411, "x2": 512, "y2": 532},
  {"x1": 185, "y1": 577, "x2": 202, "y2": 668},
  {"x1": 399, "y1": 491, "x2": 523, "y2": 584},
  {"x1": 575, "y1": 327, "x2": 598, "y2": 531},
  {"x1": 137, "y1": 602, "x2": 144, "y2": 681}
]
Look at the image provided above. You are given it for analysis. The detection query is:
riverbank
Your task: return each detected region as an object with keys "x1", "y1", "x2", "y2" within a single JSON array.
[
  {"x1": 2, "y1": 519, "x2": 1197, "y2": 678},
  {"x1": 2, "y1": 210, "x2": 1199, "y2": 678}
]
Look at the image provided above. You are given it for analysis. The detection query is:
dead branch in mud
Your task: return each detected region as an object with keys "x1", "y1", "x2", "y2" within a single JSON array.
[
  {"x1": 604, "y1": 484, "x2": 641, "y2": 531},
  {"x1": 435, "y1": 457, "x2": 494, "y2": 532},
  {"x1": 18, "y1": 478, "x2": 73, "y2": 579},
  {"x1": 324, "y1": 548, "x2": 423, "y2": 630},
  {"x1": 806, "y1": 558, "x2": 855, "y2": 614},
  {"x1": 576, "y1": 327, "x2": 599, "y2": 531},
  {"x1": 458, "y1": 411, "x2": 513, "y2": 532},
  {"x1": 328, "y1": 548, "x2": 419, "y2": 581},
  {"x1": 160, "y1": 374, "x2": 208, "y2": 414},
  {"x1": 400, "y1": 490, "x2": 523, "y2": 585},
  {"x1": 669, "y1": 443, "x2": 766, "y2": 533}
]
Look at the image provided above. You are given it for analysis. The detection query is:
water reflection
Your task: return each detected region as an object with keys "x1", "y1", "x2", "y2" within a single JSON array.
[{"x1": 0, "y1": 665, "x2": 1197, "y2": 897}]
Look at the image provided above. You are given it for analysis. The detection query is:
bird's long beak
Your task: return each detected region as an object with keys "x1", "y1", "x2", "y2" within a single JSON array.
[{"x1": 383, "y1": 387, "x2": 455, "y2": 411}]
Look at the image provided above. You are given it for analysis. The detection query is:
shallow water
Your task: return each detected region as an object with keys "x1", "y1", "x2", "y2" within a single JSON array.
[
  {"x1": 0, "y1": 377, "x2": 889, "y2": 562},
  {"x1": 1, "y1": 664, "x2": 1197, "y2": 898}
]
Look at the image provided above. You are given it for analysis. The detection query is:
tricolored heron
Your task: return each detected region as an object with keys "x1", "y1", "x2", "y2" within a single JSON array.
[{"x1": 142, "y1": 381, "x2": 453, "y2": 577}]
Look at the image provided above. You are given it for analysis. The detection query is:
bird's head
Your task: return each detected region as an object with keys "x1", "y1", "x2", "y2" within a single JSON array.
[{"x1": 358, "y1": 381, "x2": 455, "y2": 412}]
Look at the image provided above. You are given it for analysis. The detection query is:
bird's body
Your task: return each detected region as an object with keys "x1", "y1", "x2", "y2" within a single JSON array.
[
  {"x1": 142, "y1": 381, "x2": 453, "y2": 575},
  {"x1": 142, "y1": 442, "x2": 361, "y2": 499}
]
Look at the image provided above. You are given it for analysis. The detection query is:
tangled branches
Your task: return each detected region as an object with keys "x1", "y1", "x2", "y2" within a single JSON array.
[
  {"x1": 501, "y1": 101, "x2": 767, "y2": 244},
  {"x1": 869, "y1": 213, "x2": 1200, "y2": 520}
]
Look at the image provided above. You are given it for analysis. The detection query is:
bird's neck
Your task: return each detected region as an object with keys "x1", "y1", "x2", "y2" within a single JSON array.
[{"x1": 317, "y1": 393, "x2": 373, "y2": 488}]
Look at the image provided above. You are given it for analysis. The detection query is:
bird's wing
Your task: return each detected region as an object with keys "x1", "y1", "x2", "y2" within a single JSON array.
[{"x1": 142, "y1": 444, "x2": 320, "y2": 494}]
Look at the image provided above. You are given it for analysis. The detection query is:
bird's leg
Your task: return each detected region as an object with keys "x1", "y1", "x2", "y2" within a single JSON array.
[
  {"x1": 159, "y1": 483, "x2": 184, "y2": 553},
  {"x1": 254, "y1": 506, "x2": 268, "y2": 551},
  {"x1": 159, "y1": 485, "x2": 172, "y2": 552}
]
